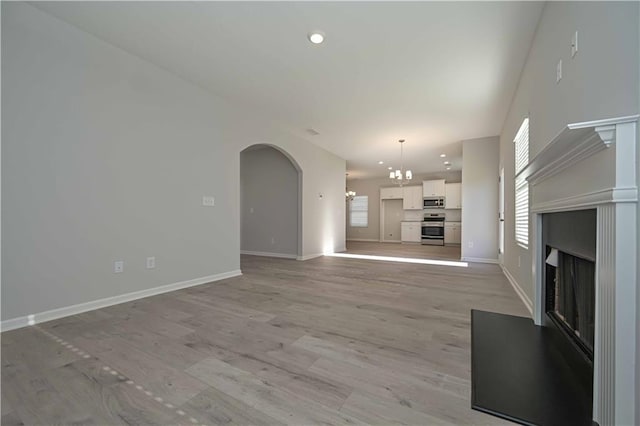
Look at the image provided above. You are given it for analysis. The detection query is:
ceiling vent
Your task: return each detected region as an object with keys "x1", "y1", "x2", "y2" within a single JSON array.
[{"x1": 306, "y1": 128, "x2": 320, "y2": 136}]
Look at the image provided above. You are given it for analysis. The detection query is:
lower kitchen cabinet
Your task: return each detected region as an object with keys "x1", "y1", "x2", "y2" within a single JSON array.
[
  {"x1": 401, "y1": 222, "x2": 421, "y2": 242},
  {"x1": 445, "y1": 222, "x2": 461, "y2": 245}
]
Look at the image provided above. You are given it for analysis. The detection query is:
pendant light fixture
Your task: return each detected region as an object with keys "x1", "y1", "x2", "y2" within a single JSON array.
[{"x1": 389, "y1": 139, "x2": 413, "y2": 186}]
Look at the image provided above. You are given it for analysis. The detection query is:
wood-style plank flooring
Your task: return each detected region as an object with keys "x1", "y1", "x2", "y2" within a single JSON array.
[{"x1": 2, "y1": 243, "x2": 527, "y2": 425}]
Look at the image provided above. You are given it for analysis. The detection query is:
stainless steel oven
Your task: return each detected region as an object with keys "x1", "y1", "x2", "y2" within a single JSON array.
[{"x1": 421, "y1": 213, "x2": 445, "y2": 245}]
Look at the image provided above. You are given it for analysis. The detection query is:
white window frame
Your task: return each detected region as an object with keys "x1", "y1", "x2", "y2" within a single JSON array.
[
  {"x1": 349, "y1": 195, "x2": 368, "y2": 228},
  {"x1": 514, "y1": 118, "x2": 529, "y2": 249}
]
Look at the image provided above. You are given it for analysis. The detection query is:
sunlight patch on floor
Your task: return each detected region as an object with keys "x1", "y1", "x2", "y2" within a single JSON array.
[{"x1": 325, "y1": 252, "x2": 469, "y2": 268}]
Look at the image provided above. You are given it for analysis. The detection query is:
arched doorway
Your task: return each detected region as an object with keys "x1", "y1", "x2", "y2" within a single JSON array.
[{"x1": 240, "y1": 144, "x2": 302, "y2": 259}]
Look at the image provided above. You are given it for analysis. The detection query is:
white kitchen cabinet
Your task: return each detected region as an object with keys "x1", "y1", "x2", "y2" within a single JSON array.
[
  {"x1": 402, "y1": 185, "x2": 423, "y2": 210},
  {"x1": 445, "y1": 182, "x2": 462, "y2": 209},
  {"x1": 401, "y1": 222, "x2": 421, "y2": 242},
  {"x1": 380, "y1": 187, "x2": 403, "y2": 200},
  {"x1": 422, "y1": 179, "x2": 446, "y2": 197},
  {"x1": 444, "y1": 222, "x2": 461, "y2": 245}
]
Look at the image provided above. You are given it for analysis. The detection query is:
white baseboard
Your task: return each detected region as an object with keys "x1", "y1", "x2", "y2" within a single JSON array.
[
  {"x1": 461, "y1": 257, "x2": 499, "y2": 264},
  {"x1": 346, "y1": 238, "x2": 379, "y2": 242},
  {"x1": 296, "y1": 253, "x2": 323, "y2": 261},
  {"x1": 500, "y1": 265, "x2": 534, "y2": 316},
  {"x1": 0, "y1": 270, "x2": 242, "y2": 332},
  {"x1": 240, "y1": 250, "x2": 297, "y2": 259}
]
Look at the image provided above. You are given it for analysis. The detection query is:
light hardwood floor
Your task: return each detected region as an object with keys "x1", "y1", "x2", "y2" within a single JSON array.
[
  {"x1": 344, "y1": 241, "x2": 462, "y2": 260},
  {"x1": 2, "y1": 243, "x2": 527, "y2": 425}
]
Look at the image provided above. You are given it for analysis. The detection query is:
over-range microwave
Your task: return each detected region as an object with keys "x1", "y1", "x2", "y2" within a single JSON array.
[{"x1": 423, "y1": 198, "x2": 445, "y2": 209}]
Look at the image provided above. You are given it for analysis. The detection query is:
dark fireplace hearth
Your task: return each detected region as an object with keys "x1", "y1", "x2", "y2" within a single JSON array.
[{"x1": 470, "y1": 209, "x2": 597, "y2": 425}]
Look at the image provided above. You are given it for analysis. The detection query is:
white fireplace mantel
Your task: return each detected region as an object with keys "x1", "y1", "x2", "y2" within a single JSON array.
[{"x1": 523, "y1": 115, "x2": 638, "y2": 426}]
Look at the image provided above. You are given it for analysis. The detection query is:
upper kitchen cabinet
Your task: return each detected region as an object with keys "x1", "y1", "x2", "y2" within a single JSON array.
[
  {"x1": 380, "y1": 186, "x2": 403, "y2": 200},
  {"x1": 445, "y1": 182, "x2": 462, "y2": 209},
  {"x1": 402, "y1": 185, "x2": 423, "y2": 210},
  {"x1": 423, "y1": 179, "x2": 446, "y2": 198}
]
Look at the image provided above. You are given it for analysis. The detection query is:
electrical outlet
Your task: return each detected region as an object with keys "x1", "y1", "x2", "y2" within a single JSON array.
[
  {"x1": 571, "y1": 31, "x2": 578, "y2": 58},
  {"x1": 518, "y1": 256, "x2": 521, "y2": 267},
  {"x1": 271, "y1": 237, "x2": 275, "y2": 245},
  {"x1": 468, "y1": 241, "x2": 474, "y2": 248},
  {"x1": 556, "y1": 59, "x2": 562, "y2": 83},
  {"x1": 146, "y1": 256, "x2": 155, "y2": 269},
  {"x1": 114, "y1": 261, "x2": 124, "y2": 273},
  {"x1": 202, "y1": 196, "x2": 215, "y2": 207}
]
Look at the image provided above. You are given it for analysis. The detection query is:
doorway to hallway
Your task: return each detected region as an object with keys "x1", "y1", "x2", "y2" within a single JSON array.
[{"x1": 381, "y1": 199, "x2": 403, "y2": 242}]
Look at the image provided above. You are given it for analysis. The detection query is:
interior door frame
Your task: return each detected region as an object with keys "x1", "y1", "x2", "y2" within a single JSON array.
[
  {"x1": 498, "y1": 167, "x2": 505, "y2": 264},
  {"x1": 379, "y1": 198, "x2": 402, "y2": 243}
]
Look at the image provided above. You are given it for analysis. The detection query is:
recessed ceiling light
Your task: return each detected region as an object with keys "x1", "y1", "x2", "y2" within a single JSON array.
[
  {"x1": 308, "y1": 32, "x2": 325, "y2": 44},
  {"x1": 446, "y1": 167, "x2": 451, "y2": 170},
  {"x1": 444, "y1": 161, "x2": 451, "y2": 165},
  {"x1": 378, "y1": 161, "x2": 384, "y2": 165},
  {"x1": 387, "y1": 166, "x2": 393, "y2": 170},
  {"x1": 440, "y1": 154, "x2": 446, "y2": 158}
]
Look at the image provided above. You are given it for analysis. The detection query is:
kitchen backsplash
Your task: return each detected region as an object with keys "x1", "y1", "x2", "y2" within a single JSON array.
[
  {"x1": 422, "y1": 208, "x2": 462, "y2": 222},
  {"x1": 403, "y1": 210, "x2": 424, "y2": 221},
  {"x1": 404, "y1": 209, "x2": 462, "y2": 221},
  {"x1": 444, "y1": 209, "x2": 461, "y2": 221}
]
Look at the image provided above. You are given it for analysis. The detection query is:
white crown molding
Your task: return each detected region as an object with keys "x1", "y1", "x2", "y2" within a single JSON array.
[
  {"x1": 240, "y1": 250, "x2": 297, "y2": 259},
  {"x1": 517, "y1": 115, "x2": 639, "y2": 185},
  {"x1": 566, "y1": 114, "x2": 639, "y2": 130},
  {"x1": 532, "y1": 187, "x2": 638, "y2": 213},
  {"x1": 0, "y1": 270, "x2": 242, "y2": 332}
]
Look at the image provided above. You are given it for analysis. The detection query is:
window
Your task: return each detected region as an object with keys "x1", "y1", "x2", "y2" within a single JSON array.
[
  {"x1": 514, "y1": 118, "x2": 529, "y2": 248},
  {"x1": 350, "y1": 195, "x2": 368, "y2": 227}
]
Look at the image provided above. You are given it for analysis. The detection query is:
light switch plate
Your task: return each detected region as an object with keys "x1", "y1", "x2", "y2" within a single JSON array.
[
  {"x1": 202, "y1": 196, "x2": 215, "y2": 207},
  {"x1": 114, "y1": 261, "x2": 124, "y2": 273},
  {"x1": 146, "y1": 257, "x2": 155, "y2": 269},
  {"x1": 571, "y1": 31, "x2": 578, "y2": 58},
  {"x1": 556, "y1": 59, "x2": 562, "y2": 83}
]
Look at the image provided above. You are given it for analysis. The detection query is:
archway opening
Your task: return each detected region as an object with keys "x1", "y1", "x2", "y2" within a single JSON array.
[{"x1": 240, "y1": 144, "x2": 302, "y2": 259}]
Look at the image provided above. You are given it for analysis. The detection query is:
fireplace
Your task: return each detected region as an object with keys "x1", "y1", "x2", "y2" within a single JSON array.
[
  {"x1": 472, "y1": 116, "x2": 637, "y2": 425},
  {"x1": 522, "y1": 116, "x2": 638, "y2": 425}
]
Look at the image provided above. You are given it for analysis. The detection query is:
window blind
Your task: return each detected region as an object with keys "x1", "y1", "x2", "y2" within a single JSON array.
[
  {"x1": 514, "y1": 118, "x2": 529, "y2": 248},
  {"x1": 515, "y1": 178, "x2": 529, "y2": 247},
  {"x1": 350, "y1": 195, "x2": 368, "y2": 228},
  {"x1": 514, "y1": 118, "x2": 529, "y2": 175}
]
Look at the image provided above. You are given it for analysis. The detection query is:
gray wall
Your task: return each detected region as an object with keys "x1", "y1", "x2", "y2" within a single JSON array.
[
  {"x1": 1, "y1": 3, "x2": 346, "y2": 323},
  {"x1": 499, "y1": 1, "x2": 639, "y2": 303},
  {"x1": 241, "y1": 146, "x2": 299, "y2": 256},
  {"x1": 461, "y1": 137, "x2": 499, "y2": 262},
  {"x1": 346, "y1": 171, "x2": 462, "y2": 241}
]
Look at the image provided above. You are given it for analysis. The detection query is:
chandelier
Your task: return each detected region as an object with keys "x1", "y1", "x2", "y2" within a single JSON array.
[
  {"x1": 345, "y1": 173, "x2": 356, "y2": 201},
  {"x1": 389, "y1": 139, "x2": 413, "y2": 186}
]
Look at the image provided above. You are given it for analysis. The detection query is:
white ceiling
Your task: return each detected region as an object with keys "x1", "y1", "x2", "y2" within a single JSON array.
[{"x1": 32, "y1": 1, "x2": 544, "y2": 179}]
